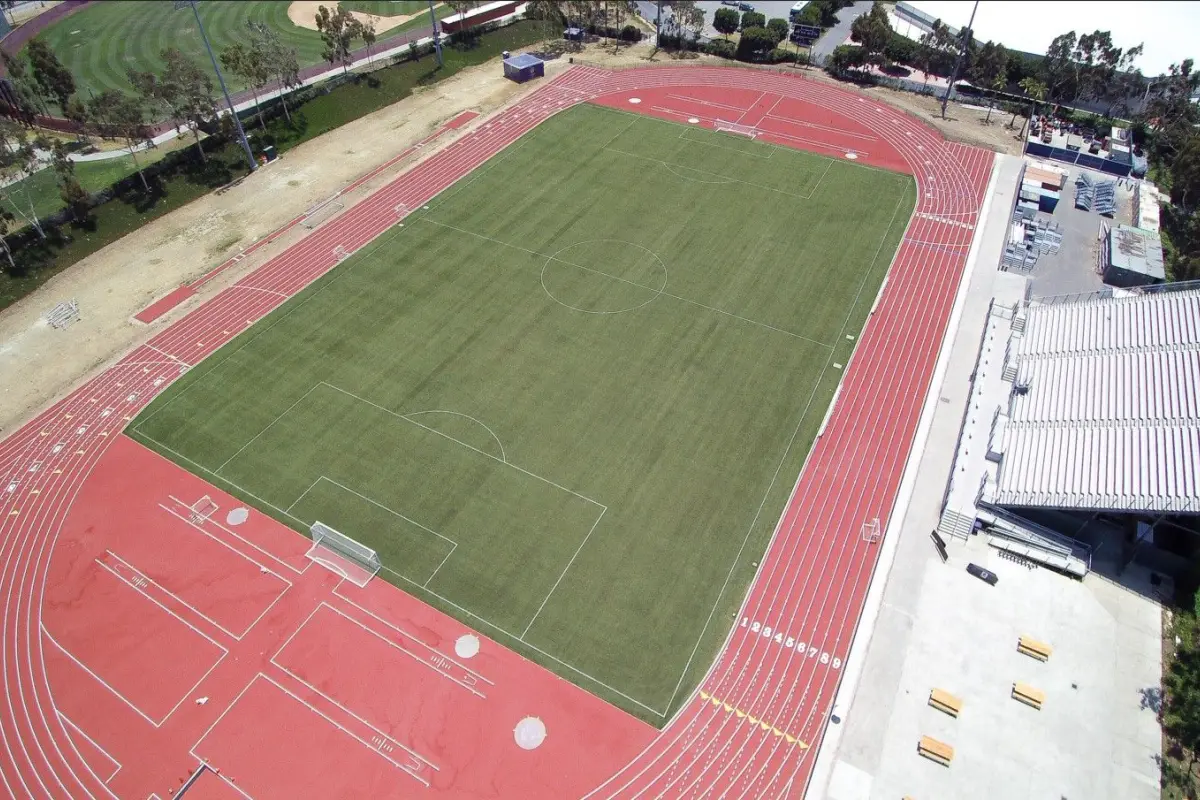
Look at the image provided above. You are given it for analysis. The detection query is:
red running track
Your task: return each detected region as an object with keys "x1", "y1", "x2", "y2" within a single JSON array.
[{"x1": 0, "y1": 65, "x2": 992, "y2": 798}]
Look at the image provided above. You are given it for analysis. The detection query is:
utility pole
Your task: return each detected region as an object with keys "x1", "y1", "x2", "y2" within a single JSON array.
[
  {"x1": 428, "y1": 0, "x2": 443, "y2": 67},
  {"x1": 177, "y1": 0, "x2": 257, "y2": 172},
  {"x1": 940, "y1": 0, "x2": 978, "y2": 120}
]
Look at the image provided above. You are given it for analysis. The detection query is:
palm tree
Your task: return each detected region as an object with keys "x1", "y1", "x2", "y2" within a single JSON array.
[
  {"x1": 986, "y1": 71, "x2": 1006, "y2": 124},
  {"x1": 1016, "y1": 77, "x2": 1048, "y2": 137}
]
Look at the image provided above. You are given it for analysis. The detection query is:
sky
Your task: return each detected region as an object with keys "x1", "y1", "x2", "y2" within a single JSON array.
[{"x1": 907, "y1": 1, "x2": 1200, "y2": 77}]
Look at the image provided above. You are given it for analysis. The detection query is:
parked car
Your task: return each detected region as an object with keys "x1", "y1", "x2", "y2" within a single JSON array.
[
  {"x1": 738, "y1": 2, "x2": 754, "y2": 11},
  {"x1": 966, "y1": 563, "x2": 998, "y2": 586}
]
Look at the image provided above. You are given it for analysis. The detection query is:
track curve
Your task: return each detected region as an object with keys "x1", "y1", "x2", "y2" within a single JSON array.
[{"x1": 0, "y1": 64, "x2": 991, "y2": 799}]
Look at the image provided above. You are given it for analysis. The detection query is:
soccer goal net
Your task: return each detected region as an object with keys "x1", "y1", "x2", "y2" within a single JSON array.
[
  {"x1": 306, "y1": 521, "x2": 381, "y2": 587},
  {"x1": 715, "y1": 120, "x2": 758, "y2": 138}
]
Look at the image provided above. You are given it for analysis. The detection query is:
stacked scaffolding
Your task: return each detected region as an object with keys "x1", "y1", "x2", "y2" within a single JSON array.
[
  {"x1": 1028, "y1": 218, "x2": 1063, "y2": 254},
  {"x1": 1094, "y1": 179, "x2": 1117, "y2": 216},
  {"x1": 1075, "y1": 172, "x2": 1094, "y2": 210}
]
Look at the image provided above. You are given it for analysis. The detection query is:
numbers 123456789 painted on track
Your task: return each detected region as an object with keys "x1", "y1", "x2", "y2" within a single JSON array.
[{"x1": 740, "y1": 618, "x2": 842, "y2": 670}]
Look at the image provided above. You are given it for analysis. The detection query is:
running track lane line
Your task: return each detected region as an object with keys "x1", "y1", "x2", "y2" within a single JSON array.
[{"x1": 0, "y1": 65, "x2": 990, "y2": 800}]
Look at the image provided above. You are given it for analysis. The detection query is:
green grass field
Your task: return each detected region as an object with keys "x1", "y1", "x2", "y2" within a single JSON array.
[
  {"x1": 342, "y1": 0, "x2": 431, "y2": 15},
  {"x1": 130, "y1": 104, "x2": 914, "y2": 722},
  {"x1": 36, "y1": 0, "x2": 446, "y2": 102}
]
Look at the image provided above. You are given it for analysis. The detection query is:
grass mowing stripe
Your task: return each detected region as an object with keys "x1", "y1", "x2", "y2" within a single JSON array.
[{"x1": 131, "y1": 104, "x2": 915, "y2": 723}]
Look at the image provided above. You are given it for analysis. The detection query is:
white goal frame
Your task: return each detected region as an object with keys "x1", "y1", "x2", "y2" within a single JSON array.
[
  {"x1": 715, "y1": 119, "x2": 758, "y2": 138},
  {"x1": 862, "y1": 518, "x2": 881, "y2": 544},
  {"x1": 189, "y1": 495, "x2": 218, "y2": 525},
  {"x1": 305, "y1": 521, "x2": 381, "y2": 587}
]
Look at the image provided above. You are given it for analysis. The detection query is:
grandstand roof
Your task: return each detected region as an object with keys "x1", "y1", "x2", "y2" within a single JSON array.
[{"x1": 994, "y1": 288, "x2": 1200, "y2": 513}]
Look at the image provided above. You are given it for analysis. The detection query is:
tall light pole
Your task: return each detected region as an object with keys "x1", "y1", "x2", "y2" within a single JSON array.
[
  {"x1": 428, "y1": 0, "x2": 443, "y2": 67},
  {"x1": 940, "y1": 0, "x2": 978, "y2": 120},
  {"x1": 176, "y1": 0, "x2": 257, "y2": 172}
]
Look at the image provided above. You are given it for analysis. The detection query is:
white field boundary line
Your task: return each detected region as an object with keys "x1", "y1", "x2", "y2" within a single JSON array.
[
  {"x1": 520, "y1": 507, "x2": 606, "y2": 640},
  {"x1": 402, "y1": 410, "x2": 508, "y2": 463},
  {"x1": 307, "y1": 600, "x2": 485, "y2": 699},
  {"x1": 41, "y1": 622, "x2": 224, "y2": 731},
  {"x1": 192, "y1": 767, "x2": 250, "y2": 800},
  {"x1": 419, "y1": 219, "x2": 832, "y2": 348},
  {"x1": 215, "y1": 384, "x2": 323, "y2": 474},
  {"x1": 188, "y1": 672, "x2": 430, "y2": 790},
  {"x1": 657, "y1": 186, "x2": 913, "y2": 720},
  {"x1": 90, "y1": 559, "x2": 229, "y2": 726},
  {"x1": 331, "y1": 586, "x2": 495, "y2": 688},
  {"x1": 375, "y1": 562, "x2": 667, "y2": 718},
  {"x1": 761, "y1": 113, "x2": 880, "y2": 143},
  {"x1": 293, "y1": 475, "x2": 458, "y2": 588},
  {"x1": 318, "y1": 382, "x2": 607, "y2": 510},
  {"x1": 805, "y1": 152, "x2": 1004, "y2": 799},
  {"x1": 160, "y1": 498, "x2": 307, "y2": 578},
  {"x1": 143, "y1": 345, "x2": 192, "y2": 369},
  {"x1": 101, "y1": 548, "x2": 289, "y2": 643},
  {"x1": 734, "y1": 91, "x2": 767, "y2": 125},
  {"x1": 269, "y1": 604, "x2": 441, "y2": 771},
  {"x1": 56, "y1": 713, "x2": 120, "y2": 784},
  {"x1": 603, "y1": 146, "x2": 824, "y2": 201}
]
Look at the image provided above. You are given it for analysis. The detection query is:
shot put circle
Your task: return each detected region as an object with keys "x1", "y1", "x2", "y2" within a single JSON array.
[
  {"x1": 513, "y1": 716, "x2": 547, "y2": 750},
  {"x1": 540, "y1": 240, "x2": 668, "y2": 314},
  {"x1": 454, "y1": 634, "x2": 480, "y2": 659}
]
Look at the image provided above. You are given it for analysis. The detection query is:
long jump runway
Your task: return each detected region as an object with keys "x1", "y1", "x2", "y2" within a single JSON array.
[{"x1": 0, "y1": 65, "x2": 992, "y2": 798}]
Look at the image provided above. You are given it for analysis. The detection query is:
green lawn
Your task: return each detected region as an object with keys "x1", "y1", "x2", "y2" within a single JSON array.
[
  {"x1": 130, "y1": 104, "x2": 915, "y2": 723},
  {"x1": 38, "y1": 1, "x2": 326, "y2": 99},
  {"x1": 1, "y1": 149, "x2": 172, "y2": 225},
  {"x1": 342, "y1": 0, "x2": 432, "y2": 15}
]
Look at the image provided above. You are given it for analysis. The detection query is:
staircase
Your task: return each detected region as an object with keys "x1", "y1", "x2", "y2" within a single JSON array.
[{"x1": 937, "y1": 508, "x2": 976, "y2": 542}]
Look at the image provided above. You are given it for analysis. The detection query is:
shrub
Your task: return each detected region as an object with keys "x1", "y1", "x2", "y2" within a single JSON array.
[
  {"x1": 767, "y1": 48, "x2": 801, "y2": 64},
  {"x1": 704, "y1": 39, "x2": 736, "y2": 59},
  {"x1": 619, "y1": 25, "x2": 642, "y2": 42},
  {"x1": 736, "y1": 26, "x2": 777, "y2": 63}
]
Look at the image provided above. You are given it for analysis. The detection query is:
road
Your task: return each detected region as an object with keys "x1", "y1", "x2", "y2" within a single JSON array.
[{"x1": 808, "y1": 0, "x2": 873, "y2": 65}]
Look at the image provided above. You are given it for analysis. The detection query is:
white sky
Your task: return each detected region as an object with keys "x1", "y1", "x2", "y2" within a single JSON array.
[{"x1": 907, "y1": 1, "x2": 1200, "y2": 77}]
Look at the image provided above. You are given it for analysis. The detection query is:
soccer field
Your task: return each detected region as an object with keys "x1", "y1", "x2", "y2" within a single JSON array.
[{"x1": 131, "y1": 103, "x2": 915, "y2": 722}]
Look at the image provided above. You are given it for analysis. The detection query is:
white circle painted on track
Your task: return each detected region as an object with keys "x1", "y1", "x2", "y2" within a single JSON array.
[
  {"x1": 844, "y1": 152, "x2": 859, "y2": 160},
  {"x1": 514, "y1": 717, "x2": 547, "y2": 750},
  {"x1": 226, "y1": 507, "x2": 249, "y2": 526},
  {"x1": 628, "y1": 97, "x2": 642, "y2": 104},
  {"x1": 455, "y1": 634, "x2": 480, "y2": 659},
  {"x1": 688, "y1": 117, "x2": 700, "y2": 124}
]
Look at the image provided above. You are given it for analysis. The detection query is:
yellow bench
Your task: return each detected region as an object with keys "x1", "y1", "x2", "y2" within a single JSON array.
[
  {"x1": 1012, "y1": 682, "x2": 1045, "y2": 710},
  {"x1": 1017, "y1": 635, "x2": 1052, "y2": 661},
  {"x1": 928, "y1": 688, "x2": 963, "y2": 718},
  {"x1": 917, "y1": 735, "x2": 954, "y2": 767}
]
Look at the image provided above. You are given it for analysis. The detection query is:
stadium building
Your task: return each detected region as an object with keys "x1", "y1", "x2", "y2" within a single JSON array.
[{"x1": 938, "y1": 280, "x2": 1200, "y2": 581}]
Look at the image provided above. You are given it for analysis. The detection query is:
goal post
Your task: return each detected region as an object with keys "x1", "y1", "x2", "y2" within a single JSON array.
[{"x1": 306, "y1": 521, "x2": 381, "y2": 587}]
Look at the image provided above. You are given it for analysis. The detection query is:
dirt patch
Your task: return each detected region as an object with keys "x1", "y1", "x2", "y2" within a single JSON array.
[
  {"x1": 0, "y1": 54, "x2": 539, "y2": 437},
  {"x1": 287, "y1": 0, "x2": 439, "y2": 34}
]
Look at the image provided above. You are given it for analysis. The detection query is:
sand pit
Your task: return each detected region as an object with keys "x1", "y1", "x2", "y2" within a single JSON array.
[{"x1": 287, "y1": 1, "x2": 441, "y2": 34}]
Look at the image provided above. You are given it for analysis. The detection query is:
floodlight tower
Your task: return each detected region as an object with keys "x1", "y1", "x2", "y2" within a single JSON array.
[
  {"x1": 175, "y1": 0, "x2": 257, "y2": 172},
  {"x1": 428, "y1": 0, "x2": 444, "y2": 67}
]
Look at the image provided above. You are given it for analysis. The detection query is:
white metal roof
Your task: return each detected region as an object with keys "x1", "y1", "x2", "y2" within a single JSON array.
[{"x1": 995, "y1": 289, "x2": 1200, "y2": 513}]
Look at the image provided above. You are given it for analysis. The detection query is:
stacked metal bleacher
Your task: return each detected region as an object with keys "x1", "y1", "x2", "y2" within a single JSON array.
[
  {"x1": 1075, "y1": 171, "x2": 1094, "y2": 210},
  {"x1": 1094, "y1": 178, "x2": 1117, "y2": 216}
]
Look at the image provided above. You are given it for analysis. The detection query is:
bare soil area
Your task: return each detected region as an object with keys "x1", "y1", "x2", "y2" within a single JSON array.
[
  {"x1": 287, "y1": 0, "x2": 440, "y2": 34},
  {"x1": 0, "y1": 39, "x2": 1021, "y2": 438}
]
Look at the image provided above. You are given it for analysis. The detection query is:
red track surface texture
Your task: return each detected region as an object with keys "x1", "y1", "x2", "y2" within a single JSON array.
[{"x1": 0, "y1": 66, "x2": 991, "y2": 799}]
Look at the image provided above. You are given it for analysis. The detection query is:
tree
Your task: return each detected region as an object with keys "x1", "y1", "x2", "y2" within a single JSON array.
[
  {"x1": 766, "y1": 18, "x2": 790, "y2": 47},
  {"x1": 713, "y1": 7, "x2": 738, "y2": 39},
  {"x1": 249, "y1": 22, "x2": 302, "y2": 125},
  {"x1": 360, "y1": 18, "x2": 377, "y2": 63},
  {"x1": 825, "y1": 43, "x2": 867, "y2": 77},
  {"x1": 315, "y1": 4, "x2": 365, "y2": 73},
  {"x1": 918, "y1": 19, "x2": 960, "y2": 78},
  {"x1": 221, "y1": 39, "x2": 271, "y2": 131},
  {"x1": 0, "y1": 51, "x2": 43, "y2": 123},
  {"x1": 129, "y1": 49, "x2": 215, "y2": 164},
  {"x1": 25, "y1": 39, "x2": 75, "y2": 112},
  {"x1": 1041, "y1": 31, "x2": 1079, "y2": 104},
  {"x1": 678, "y1": 1, "x2": 703, "y2": 42},
  {"x1": 1169, "y1": 136, "x2": 1200, "y2": 212},
  {"x1": 849, "y1": 1, "x2": 891, "y2": 66},
  {"x1": 736, "y1": 26, "x2": 777, "y2": 62},
  {"x1": 49, "y1": 140, "x2": 89, "y2": 222},
  {"x1": 0, "y1": 119, "x2": 50, "y2": 238},
  {"x1": 63, "y1": 95, "x2": 90, "y2": 140},
  {"x1": 1014, "y1": 76, "x2": 1046, "y2": 134},
  {"x1": 969, "y1": 40, "x2": 1008, "y2": 124},
  {"x1": 739, "y1": 10, "x2": 765, "y2": 30},
  {"x1": 89, "y1": 90, "x2": 154, "y2": 192}
]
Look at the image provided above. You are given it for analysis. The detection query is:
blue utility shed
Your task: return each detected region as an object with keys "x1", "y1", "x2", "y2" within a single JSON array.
[{"x1": 503, "y1": 53, "x2": 544, "y2": 83}]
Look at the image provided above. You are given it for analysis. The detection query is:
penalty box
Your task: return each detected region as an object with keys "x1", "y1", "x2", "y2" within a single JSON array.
[{"x1": 219, "y1": 382, "x2": 604, "y2": 634}]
